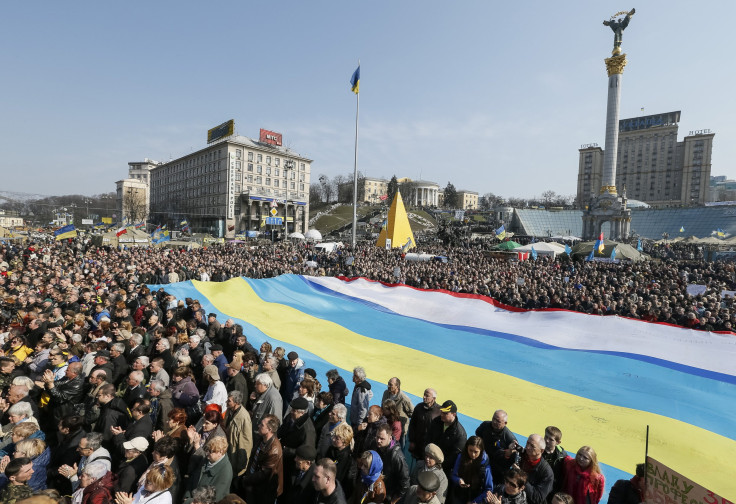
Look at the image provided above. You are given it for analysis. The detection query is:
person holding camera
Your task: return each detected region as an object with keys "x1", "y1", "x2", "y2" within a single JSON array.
[{"x1": 492, "y1": 434, "x2": 553, "y2": 504}]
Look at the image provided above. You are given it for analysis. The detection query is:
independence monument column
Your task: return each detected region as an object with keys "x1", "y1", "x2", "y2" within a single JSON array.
[{"x1": 582, "y1": 8, "x2": 635, "y2": 241}]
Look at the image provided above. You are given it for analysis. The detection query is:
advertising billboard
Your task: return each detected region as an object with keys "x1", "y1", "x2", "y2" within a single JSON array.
[
  {"x1": 207, "y1": 119, "x2": 235, "y2": 143},
  {"x1": 619, "y1": 111, "x2": 681, "y2": 132},
  {"x1": 259, "y1": 128, "x2": 283, "y2": 146}
]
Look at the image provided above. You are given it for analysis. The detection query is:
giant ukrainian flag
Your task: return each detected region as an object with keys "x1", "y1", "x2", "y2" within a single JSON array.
[{"x1": 158, "y1": 275, "x2": 736, "y2": 499}]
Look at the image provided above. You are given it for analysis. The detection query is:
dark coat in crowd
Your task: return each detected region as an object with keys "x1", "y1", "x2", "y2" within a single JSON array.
[
  {"x1": 328, "y1": 376, "x2": 349, "y2": 405},
  {"x1": 94, "y1": 397, "x2": 129, "y2": 446},
  {"x1": 278, "y1": 463, "x2": 316, "y2": 504},
  {"x1": 493, "y1": 452, "x2": 554, "y2": 504},
  {"x1": 408, "y1": 400, "x2": 441, "y2": 459},
  {"x1": 47, "y1": 374, "x2": 85, "y2": 424},
  {"x1": 241, "y1": 436, "x2": 284, "y2": 504},
  {"x1": 429, "y1": 416, "x2": 467, "y2": 476},
  {"x1": 115, "y1": 453, "x2": 149, "y2": 494}
]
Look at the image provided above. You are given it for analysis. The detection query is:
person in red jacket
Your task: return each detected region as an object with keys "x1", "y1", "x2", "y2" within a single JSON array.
[
  {"x1": 80, "y1": 461, "x2": 117, "y2": 504},
  {"x1": 561, "y1": 446, "x2": 604, "y2": 504}
]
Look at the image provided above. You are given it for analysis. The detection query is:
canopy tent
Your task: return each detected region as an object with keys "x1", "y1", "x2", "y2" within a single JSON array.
[
  {"x1": 654, "y1": 236, "x2": 684, "y2": 245},
  {"x1": 493, "y1": 240, "x2": 522, "y2": 251},
  {"x1": 305, "y1": 229, "x2": 322, "y2": 242},
  {"x1": 0, "y1": 227, "x2": 24, "y2": 243},
  {"x1": 289, "y1": 232, "x2": 305, "y2": 240},
  {"x1": 514, "y1": 242, "x2": 567, "y2": 258},
  {"x1": 696, "y1": 236, "x2": 725, "y2": 245},
  {"x1": 571, "y1": 240, "x2": 649, "y2": 262},
  {"x1": 92, "y1": 227, "x2": 151, "y2": 248}
]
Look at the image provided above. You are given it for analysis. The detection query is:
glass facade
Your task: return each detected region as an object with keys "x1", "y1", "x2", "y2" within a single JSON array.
[{"x1": 513, "y1": 206, "x2": 736, "y2": 239}]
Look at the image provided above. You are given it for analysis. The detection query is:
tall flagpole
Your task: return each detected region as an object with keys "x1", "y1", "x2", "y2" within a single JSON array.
[{"x1": 352, "y1": 61, "x2": 360, "y2": 250}]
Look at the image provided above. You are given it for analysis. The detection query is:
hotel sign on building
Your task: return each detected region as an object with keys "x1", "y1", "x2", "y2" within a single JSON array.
[
  {"x1": 619, "y1": 111, "x2": 680, "y2": 132},
  {"x1": 228, "y1": 152, "x2": 237, "y2": 219}
]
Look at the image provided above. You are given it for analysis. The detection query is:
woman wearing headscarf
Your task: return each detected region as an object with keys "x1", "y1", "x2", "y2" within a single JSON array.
[{"x1": 353, "y1": 450, "x2": 386, "y2": 504}]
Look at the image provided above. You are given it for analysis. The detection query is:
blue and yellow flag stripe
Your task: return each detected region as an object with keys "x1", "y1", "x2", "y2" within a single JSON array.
[
  {"x1": 156, "y1": 275, "x2": 736, "y2": 499},
  {"x1": 350, "y1": 65, "x2": 360, "y2": 94}
]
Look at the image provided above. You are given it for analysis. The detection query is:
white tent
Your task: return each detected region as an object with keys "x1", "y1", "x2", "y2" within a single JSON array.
[
  {"x1": 514, "y1": 242, "x2": 567, "y2": 258},
  {"x1": 289, "y1": 232, "x2": 305, "y2": 240},
  {"x1": 305, "y1": 229, "x2": 322, "y2": 242}
]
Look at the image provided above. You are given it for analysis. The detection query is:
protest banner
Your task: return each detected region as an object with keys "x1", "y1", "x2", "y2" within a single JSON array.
[{"x1": 646, "y1": 456, "x2": 731, "y2": 504}]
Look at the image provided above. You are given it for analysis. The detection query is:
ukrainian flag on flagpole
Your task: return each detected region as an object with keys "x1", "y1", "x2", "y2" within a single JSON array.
[{"x1": 350, "y1": 65, "x2": 360, "y2": 94}]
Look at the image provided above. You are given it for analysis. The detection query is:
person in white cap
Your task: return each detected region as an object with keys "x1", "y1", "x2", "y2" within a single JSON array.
[
  {"x1": 203, "y1": 364, "x2": 228, "y2": 412},
  {"x1": 117, "y1": 437, "x2": 150, "y2": 494}
]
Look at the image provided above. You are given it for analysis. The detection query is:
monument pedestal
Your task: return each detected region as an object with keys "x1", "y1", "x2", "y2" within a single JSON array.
[{"x1": 583, "y1": 189, "x2": 630, "y2": 240}]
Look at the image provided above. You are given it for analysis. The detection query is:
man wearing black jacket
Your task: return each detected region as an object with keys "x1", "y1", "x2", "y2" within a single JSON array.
[
  {"x1": 111, "y1": 402, "x2": 153, "y2": 460},
  {"x1": 93, "y1": 383, "x2": 129, "y2": 449},
  {"x1": 376, "y1": 423, "x2": 410, "y2": 504},
  {"x1": 44, "y1": 361, "x2": 85, "y2": 428},
  {"x1": 408, "y1": 387, "x2": 440, "y2": 461},
  {"x1": 278, "y1": 397, "x2": 315, "y2": 482},
  {"x1": 279, "y1": 444, "x2": 317, "y2": 504},
  {"x1": 475, "y1": 409, "x2": 518, "y2": 483},
  {"x1": 429, "y1": 400, "x2": 467, "y2": 477},
  {"x1": 493, "y1": 434, "x2": 554, "y2": 504}
]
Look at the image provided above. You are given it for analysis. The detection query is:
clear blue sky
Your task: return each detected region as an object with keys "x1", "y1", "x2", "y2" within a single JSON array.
[{"x1": 1, "y1": 1, "x2": 734, "y2": 199}]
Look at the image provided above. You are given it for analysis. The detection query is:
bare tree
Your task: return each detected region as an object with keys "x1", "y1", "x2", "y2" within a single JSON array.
[
  {"x1": 309, "y1": 183, "x2": 323, "y2": 206},
  {"x1": 479, "y1": 192, "x2": 504, "y2": 210},
  {"x1": 122, "y1": 190, "x2": 148, "y2": 223},
  {"x1": 541, "y1": 190, "x2": 557, "y2": 207},
  {"x1": 338, "y1": 171, "x2": 366, "y2": 203},
  {"x1": 333, "y1": 175, "x2": 348, "y2": 203}
]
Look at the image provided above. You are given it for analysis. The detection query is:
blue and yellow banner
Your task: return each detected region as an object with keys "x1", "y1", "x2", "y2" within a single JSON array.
[
  {"x1": 53, "y1": 224, "x2": 77, "y2": 240},
  {"x1": 153, "y1": 275, "x2": 736, "y2": 500}
]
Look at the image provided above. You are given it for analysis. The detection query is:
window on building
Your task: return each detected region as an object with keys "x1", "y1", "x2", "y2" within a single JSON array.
[
  {"x1": 274, "y1": 180, "x2": 279, "y2": 188},
  {"x1": 266, "y1": 167, "x2": 271, "y2": 175},
  {"x1": 300, "y1": 163, "x2": 305, "y2": 170},
  {"x1": 266, "y1": 178, "x2": 271, "y2": 186},
  {"x1": 256, "y1": 176, "x2": 262, "y2": 184},
  {"x1": 275, "y1": 168, "x2": 279, "y2": 177},
  {"x1": 248, "y1": 163, "x2": 253, "y2": 172},
  {"x1": 266, "y1": 156, "x2": 271, "y2": 165},
  {"x1": 275, "y1": 158, "x2": 280, "y2": 167},
  {"x1": 236, "y1": 150, "x2": 242, "y2": 159},
  {"x1": 248, "y1": 152, "x2": 253, "y2": 161},
  {"x1": 257, "y1": 154, "x2": 262, "y2": 162},
  {"x1": 257, "y1": 165, "x2": 262, "y2": 174}
]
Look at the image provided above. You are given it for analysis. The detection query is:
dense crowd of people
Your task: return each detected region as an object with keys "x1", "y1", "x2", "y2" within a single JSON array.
[
  {"x1": 5, "y1": 234, "x2": 734, "y2": 333},
  {"x1": 0, "y1": 233, "x2": 722, "y2": 504}
]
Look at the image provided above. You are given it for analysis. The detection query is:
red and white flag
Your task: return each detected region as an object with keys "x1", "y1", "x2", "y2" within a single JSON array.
[
  {"x1": 116, "y1": 226, "x2": 127, "y2": 237},
  {"x1": 517, "y1": 251, "x2": 529, "y2": 261}
]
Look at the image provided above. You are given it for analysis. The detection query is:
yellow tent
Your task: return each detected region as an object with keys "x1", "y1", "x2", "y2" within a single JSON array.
[{"x1": 375, "y1": 192, "x2": 416, "y2": 251}]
